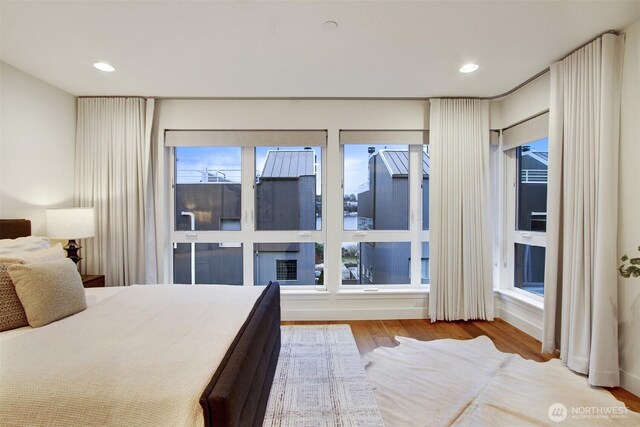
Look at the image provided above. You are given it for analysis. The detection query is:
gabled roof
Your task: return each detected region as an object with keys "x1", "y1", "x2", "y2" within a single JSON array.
[
  {"x1": 522, "y1": 150, "x2": 548, "y2": 166},
  {"x1": 260, "y1": 150, "x2": 315, "y2": 179},
  {"x1": 379, "y1": 149, "x2": 429, "y2": 177}
]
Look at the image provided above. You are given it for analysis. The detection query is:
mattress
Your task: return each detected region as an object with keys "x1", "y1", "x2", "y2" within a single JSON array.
[{"x1": 0, "y1": 284, "x2": 266, "y2": 427}]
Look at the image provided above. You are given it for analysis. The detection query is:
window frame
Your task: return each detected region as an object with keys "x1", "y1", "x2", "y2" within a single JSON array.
[
  {"x1": 501, "y1": 122, "x2": 548, "y2": 301},
  {"x1": 168, "y1": 131, "x2": 327, "y2": 290},
  {"x1": 338, "y1": 131, "x2": 429, "y2": 289}
]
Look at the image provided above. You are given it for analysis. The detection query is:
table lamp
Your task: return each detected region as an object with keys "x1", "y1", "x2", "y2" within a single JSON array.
[{"x1": 46, "y1": 207, "x2": 95, "y2": 265}]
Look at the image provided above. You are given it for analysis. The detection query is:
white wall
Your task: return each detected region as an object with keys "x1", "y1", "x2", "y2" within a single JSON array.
[
  {"x1": 156, "y1": 99, "x2": 431, "y2": 319},
  {"x1": 618, "y1": 19, "x2": 640, "y2": 396},
  {"x1": 0, "y1": 62, "x2": 76, "y2": 235}
]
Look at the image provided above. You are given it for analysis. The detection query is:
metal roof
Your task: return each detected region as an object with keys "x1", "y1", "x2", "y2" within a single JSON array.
[
  {"x1": 523, "y1": 151, "x2": 548, "y2": 166},
  {"x1": 260, "y1": 150, "x2": 315, "y2": 179},
  {"x1": 379, "y1": 150, "x2": 429, "y2": 177}
]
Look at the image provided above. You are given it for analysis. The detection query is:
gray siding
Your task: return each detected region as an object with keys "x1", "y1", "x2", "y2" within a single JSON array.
[
  {"x1": 255, "y1": 175, "x2": 316, "y2": 230},
  {"x1": 174, "y1": 243, "x2": 243, "y2": 285},
  {"x1": 175, "y1": 183, "x2": 241, "y2": 231}
]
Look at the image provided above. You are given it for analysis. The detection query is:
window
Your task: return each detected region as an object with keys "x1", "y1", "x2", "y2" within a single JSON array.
[
  {"x1": 173, "y1": 243, "x2": 243, "y2": 285},
  {"x1": 502, "y1": 114, "x2": 548, "y2": 297},
  {"x1": 339, "y1": 130, "x2": 429, "y2": 288},
  {"x1": 341, "y1": 242, "x2": 411, "y2": 285},
  {"x1": 174, "y1": 146, "x2": 242, "y2": 232},
  {"x1": 166, "y1": 130, "x2": 326, "y2": 287},
  {"x1": 514, "y1": 243, "x2": 545, "y2": 296},
  {"x1": 342, "y1": 144, "x2": 409, "y2": 231},
  {"x1": 276, "y1": 260, "x2": 297, "y2": 281},
  {"x1": 255, "y1": 146, "x2": 322, "y2": 231},
  {"x1": 254, "y1": 242, "x2": 323, "y2": 286},
  {"x1": 516, "y1": 138, "x2": 548, "y2": 232}
]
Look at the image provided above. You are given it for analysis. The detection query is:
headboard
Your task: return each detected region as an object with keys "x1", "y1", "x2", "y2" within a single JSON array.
[{"x1": 0, "y1": 219, "x2": 32, "y2": 239}]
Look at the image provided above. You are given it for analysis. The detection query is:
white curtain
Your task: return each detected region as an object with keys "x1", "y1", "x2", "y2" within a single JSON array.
[
  {"x1": 429, "y1": 99, "x2": 493, "y2": 321},
  {"x1": 75, "y1": 98, "x2": 157, "y2": 286},
  {"x1": 543, "y1": 34, "x2": 624, "y2": 386}
]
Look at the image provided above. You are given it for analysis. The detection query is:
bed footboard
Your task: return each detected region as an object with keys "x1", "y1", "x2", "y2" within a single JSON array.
[{"x1": 200, "y1": 281, "x2": 281, "y2": 427}]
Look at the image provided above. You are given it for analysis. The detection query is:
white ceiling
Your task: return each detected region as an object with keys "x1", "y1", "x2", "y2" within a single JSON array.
[{"x1": 2, "y1": 0, "x2": 639, "y2": 98}]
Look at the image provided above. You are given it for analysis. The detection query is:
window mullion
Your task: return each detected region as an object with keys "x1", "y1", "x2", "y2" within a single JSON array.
[
  {"x1": 409, "y1": 144, "x2": 423, "y2": 287},
  {"x1": 242, "y1": 146, "x2": 255, "y2": 286}
]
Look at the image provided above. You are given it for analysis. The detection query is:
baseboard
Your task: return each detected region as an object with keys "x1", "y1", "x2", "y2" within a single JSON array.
[
  {"x1": 496, "y1": 306, "x2": 543, "y2": 341},
  {"x1": 495, "y1": 292, "x2": 543, "y2": 341},
  {"x1": 621, "y1": 369, "x2": 640, "y2": 397}
]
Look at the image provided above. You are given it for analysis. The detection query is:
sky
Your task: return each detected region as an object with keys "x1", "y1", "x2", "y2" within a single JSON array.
[{"x1": 524, "y1": 137, "x2": 548, "y2": 152}]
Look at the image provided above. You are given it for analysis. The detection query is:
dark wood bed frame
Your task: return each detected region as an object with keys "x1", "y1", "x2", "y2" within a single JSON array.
[{"x1": 0, "y1": 218, "x2": 281, "y2": 427}]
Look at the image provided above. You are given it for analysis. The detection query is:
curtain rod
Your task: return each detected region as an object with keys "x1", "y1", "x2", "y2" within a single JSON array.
[{"x1": 480, "y1": 29, "x2": 620, "y2": 101}]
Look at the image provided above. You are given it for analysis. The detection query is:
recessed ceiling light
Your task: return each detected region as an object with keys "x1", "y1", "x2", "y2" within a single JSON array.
[
  {"x1": 459, "y1": 63, "x2": 479, "y2": 73},
  {"x1": 93, "y1": 62, "x2": 115, "y2": 72},
  {"x1": 323, "y1": 20, "x2": 338, "y2": 30}
]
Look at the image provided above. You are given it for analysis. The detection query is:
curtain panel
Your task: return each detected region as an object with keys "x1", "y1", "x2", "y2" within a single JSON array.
[
  {"x1": 543, "y1": 34, "x2": 624, "y2": 386},
  {"x1": 429, "y1": 99, "x2": 493, "y2": 321},
  {"x1": 75, "y1": 98, "x2": 156, "y2": 286}
]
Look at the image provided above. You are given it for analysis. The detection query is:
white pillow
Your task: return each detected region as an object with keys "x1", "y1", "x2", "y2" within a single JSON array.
[
  {"x1": 0, "y1": 244, "x2": 66, "y2": 264},
  {"x1": 0, "y1": 236, "x2": 50, "y2": 256}
]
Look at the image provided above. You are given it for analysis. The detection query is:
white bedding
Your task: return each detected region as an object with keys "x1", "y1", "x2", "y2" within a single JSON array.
[{"x1": 0, "y1": 284, "x2": 265, "y2": 427}]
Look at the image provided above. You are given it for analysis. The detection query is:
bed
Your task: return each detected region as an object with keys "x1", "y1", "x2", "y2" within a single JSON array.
[{"x1": 0, "y1": 219, "x2": 281, "y2": 427}]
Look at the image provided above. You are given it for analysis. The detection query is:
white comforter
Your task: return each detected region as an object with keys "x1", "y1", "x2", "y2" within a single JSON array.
[{"x1": 0, "y1": 285, "x2": 265, "y2": 427}]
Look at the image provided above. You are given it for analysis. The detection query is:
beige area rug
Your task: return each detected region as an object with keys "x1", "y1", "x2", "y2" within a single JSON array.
[
  {"x1": 364, "y1": 336, "x2": 640, "y2": 426},
  {"x1": 263, "y1": 325, "x2": 384, "y2": 427}
]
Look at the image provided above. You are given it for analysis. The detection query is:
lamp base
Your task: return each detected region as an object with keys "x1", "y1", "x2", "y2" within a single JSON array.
[{"x1": 63, "y1": 239, "x2": 82, "y2": 265}]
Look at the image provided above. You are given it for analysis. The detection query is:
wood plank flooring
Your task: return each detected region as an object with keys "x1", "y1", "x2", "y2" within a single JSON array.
[{"x1": 282, "y1": 318, "x2": 640, "y2": 413}]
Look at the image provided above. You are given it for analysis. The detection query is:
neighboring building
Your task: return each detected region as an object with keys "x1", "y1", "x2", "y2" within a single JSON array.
[
  {"x1": 357, "y1": 149, "x2": 430, "y2": 285},
  {"x1": 518, "y1": 149, "x2": 548, "y2": 231},
  {"x1": 254, "y1": 149, "x2": 317, "y2": 286},
  {"x1": 174, "y1": 149, "x2": 317, "y2": 286}
]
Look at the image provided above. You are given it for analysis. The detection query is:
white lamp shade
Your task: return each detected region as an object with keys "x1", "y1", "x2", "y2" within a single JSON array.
[{"x1": 46, "y1": 208, "x2": 95, "y2": 239}]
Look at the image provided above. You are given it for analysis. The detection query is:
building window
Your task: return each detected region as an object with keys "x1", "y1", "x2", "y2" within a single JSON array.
[{"x1": 276, "y1": 259, "x2": 298, "y2": 281}]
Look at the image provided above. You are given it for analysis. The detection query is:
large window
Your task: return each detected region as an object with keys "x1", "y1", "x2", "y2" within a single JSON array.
[
  {"x1": 340, "y1": 131, "x2": 429, "y2": 287},
  {"x1": 166, "y1": 129, "x2": 429, "y2": 290},
  {"x1": 502, "y1": 114, "x2": 548, "y2": 297},
  {"x1": 166, "y1": 130, "x2": 326, "y2": 288}
]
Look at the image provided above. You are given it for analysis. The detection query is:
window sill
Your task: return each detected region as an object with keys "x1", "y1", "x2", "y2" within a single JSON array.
[{"x1": 496, "y1": 289, "x2": 544, "y2": 311}]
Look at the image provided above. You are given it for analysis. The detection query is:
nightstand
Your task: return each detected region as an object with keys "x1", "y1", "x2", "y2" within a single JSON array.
[{"x1": 81, "y1": 274, "x2": 105, "y2": 288}]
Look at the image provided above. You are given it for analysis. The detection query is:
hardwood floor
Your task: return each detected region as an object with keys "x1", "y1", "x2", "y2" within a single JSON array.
[{"x1": 282, "y1": 318, "x2": 640, "y2": 413}]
